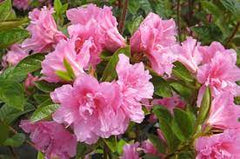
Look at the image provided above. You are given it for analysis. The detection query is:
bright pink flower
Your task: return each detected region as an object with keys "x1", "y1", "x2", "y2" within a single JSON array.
[
  {"x1": 197, "y1": 49, "x2": 240, "y2": 97},
  {"x1": 142, "y1": 140, "x2": 158, "y2": 155},
  {"x1": 2, "y1": 44, "x2": 28, "y2": 67},
  {"x1": 116, "y1": 54, "x2": 154, "y2": 123},
  {"x1": 151, "y1": 95, "x2": 185, "y2": 113},
  {"x1": 206, "y1": 92, "x2": 240, "y2": 129},
  {"x1": 13, "y1": 0, "x2": 31, "y2": 10},
  {"x1": 22, "y1": 7, "x2": 66, "y2": 53},
  {"x1": 20, "y1": 120, "x2": 77, "y2": 159},
  {"x1": 51, "y1": 74, "x2": 128, "y2": 144},
  {"x1": 121, "y1": 143, "x2": 140, "y2": 159},
  {"x1": 175, "y1": 37, "x2": 202, "y2": 73},
  {"x1": 67, "y1": 4, "x2": 126, "y2": 52},
  {"x1": 195, "y1": 129, "x2": 240, "y2": 159},
  {"x1": 130, "y1": 12, "x2": 177, "y2": 76},
  {"x1": 41, "y1": 37, "x2": 93, "y2": 82}
]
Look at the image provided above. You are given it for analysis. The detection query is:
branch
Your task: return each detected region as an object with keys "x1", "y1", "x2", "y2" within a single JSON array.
[
  {"x1": 118, "y1": 0, "x2": 129, "y2": 34},
  {"x1": 225, "y1": 22, "x2": 240, "y2": 47}
]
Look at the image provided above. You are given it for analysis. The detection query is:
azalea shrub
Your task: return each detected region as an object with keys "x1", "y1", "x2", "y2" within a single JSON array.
[{"x1": 1, "y1": 0, "x2": 240, "y2": 159}]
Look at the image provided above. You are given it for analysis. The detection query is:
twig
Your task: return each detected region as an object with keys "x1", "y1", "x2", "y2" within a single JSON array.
[
  {"x1": 118, "y1": 0, "x2": 129, "y2": 34},
  {"x1": 9, "y1": 146, "x2": 18, "y2": 159},
  {"x1": 226, "y1": 22, "x2": 240, "y2": 47}
]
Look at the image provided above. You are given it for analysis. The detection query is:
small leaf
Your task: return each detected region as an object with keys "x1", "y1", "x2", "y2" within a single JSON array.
[
  {"x1": 172, "y1": 62, "x2": 194, "y2": 83},
  {"x1": 34, "y1": 81, "x2": 60, "y2": 93},
  {"x1": 148, "y1": 134, "x2": 166, "y2": 154},
  {"x1": 127, "y1": 16, "x2": 143, "y2": 35},
  {"x1": 55, "y1": 70, "x2": 72, "y2": 81},
  {"x1": 153, "y1": 105, "x2": 172, "y2": 123},
  {"x1": 196, "y1": 87, "x2": 211, "y2": 125},
  {"x1": 31, "y1": 104, "x2": 59, "y2": 122},
  {"x1": 54, "y1": 0, "x2": 62, "y2": 14},
  {"x1": 151, "y1": 75, "x2": 172, "y2": 97},
  {"x1": 63, "y1": 58, "x2": 75, "y2": 79},
  {"x1": 116, "y1": 139, "x2": 127, "y2": 155},
  {"x1": 37, "y1": 151, "x2": 44, "y2": 159},
  {"x1": 101, "y1": 46, "x2": 130, "y2": 82},
  {"x1": 3, "y1": 133, "x2": 25, "y2": 147},
  {"x1": 103, "y1": 136, "x2": 117, "y2": 152},
  {"x1": 0, "y1": 79, "x2": 25, "y2": 110}
]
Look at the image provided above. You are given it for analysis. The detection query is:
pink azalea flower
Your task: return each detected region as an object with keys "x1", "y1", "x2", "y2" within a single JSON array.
[
  {"x1": 151, "y1": 95, "x2": 185, "y2": 113},
  {"x1": 67, "y1": 4, "x2": 126, "y2": 52},
  {"x1": 121, "y1": 143, "x2": 140, "y2": 159},
  {"x1": 51, "y1": 73, "x2": 128, "y2": 144},
  {"x1": 130, "y1": 12, "x2": 177, "y2": 76},
  {"x1": 206, "y1": 92, "x2": 240, "y2": 129},
  {"x1": 24, "y1": 73, "x2": 38, "y2": 90},
  {"x1": 175, "y1": 37, "x2": 202, "y2": 73},
  {"x1": 19, "y1": 120, "x2": 77, "y2": 159},
  {"x1": 2, "y1": 44, "x2": 28, "y2": 67},
  {"x1": 13, "y1": 0, "x2": 31, "y2": 10},
  {"x1": 22, "y1": 7, "x2": 66, "y2": 53},
  {"x1": 195, "y1": 129, "x2": 240, "y2": 159},
  {"x1": 197, "y1": 48, "x2": 240, "y2": 97},
  {"x1": 41, "y1": 37, "x2": 93, "y2": 83},
  {"x1": 116, "y1": 54, "x2": 154, "y2": 123},
  {"x1": 142, "y1": 140, "x2": 158, "y2": 155}
]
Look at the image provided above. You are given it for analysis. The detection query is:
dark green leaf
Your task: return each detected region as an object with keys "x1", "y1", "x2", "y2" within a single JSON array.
[
  {"x1": 128, "y1": 0, "x2": 140, "y2": 14},
  {"x1": 103, "y1": 136, "x2": 117, "y2": 152},
  {"x1": 170, "y1": 82, "x2": 192, "y2": 101},
  {"x1": 153, "y1": 105, "x2": 172, "y2": 123},
  {"x1": 0, "y1": 122, "x2": 9, "y2": 144},
  {"x1": 34, "y1": 80, "x2": 60, "y2": 93},
  {"x1": 0, "y1": 28, "x2": 29, "y2": 48},
  {"x1": 148, "y1": 134, "x2": 166, "y2": 154},
  {"x1": 0, "y1": 79, "x2": 25, "y2": 110},
  {"x1": 151, "y1": 75, "x2": 172, "y2": 97},
  {"x1": 127, "y1": 16, "x2": 143, "y2": 35},
  {"x1": 31, "y1": 104, "x2": 59, "y2": 122},
  {"x1": 172, "y1": 62, "x2": 194, "y2": 83},
  {"x1": 3, "y1": 133, "x2": 25, "y2": 147}
]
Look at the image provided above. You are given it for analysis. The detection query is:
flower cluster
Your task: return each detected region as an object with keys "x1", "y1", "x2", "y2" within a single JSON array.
[{"x1": 2, "y1": 2, "x2": 240, "y2": 159}]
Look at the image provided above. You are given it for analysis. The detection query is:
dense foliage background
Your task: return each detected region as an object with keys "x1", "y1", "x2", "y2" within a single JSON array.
[{"x1": 0, "y1": 0, "x2": 240, "y2": 159}]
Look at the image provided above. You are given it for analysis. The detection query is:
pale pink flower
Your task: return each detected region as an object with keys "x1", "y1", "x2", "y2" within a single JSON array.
[
  {"x1": 116, "y1": 54, "x2": 154, "y2": 123},
  {"x1": 22, "y1": 7, "x2": 66, "y2": 53},
  {"x1": 195, "y1": 129, "x2": 240, "y2": 159},
  {"x1": 151, "y1": 95, "x2": 185, "y2": 113},
  {"x1": 41, "y1": 37, "x2": 94, "y2": 82},
  {"x1": 206, "y1": 92, "x2": 240, "y2": 129},
  {"x1": 121, "y1": 143, "x2": 140, "y2": 159},
  {"x1": 175, "y1": 37, "x2": 202, "y2": 73},
  {"x1": 51, "y1": 73, "x2": 128, "y2": 144},
  {"x1": 130, "y1": 12, "x2": 177, "y2": 76},
  {"x1": 2, "y1": 44, "x2": 28, "y2": 67},
  {"x1": 197, "y1": 49, "x2": 240, "y2": 97},
  {"x1": 13, "y1": 0, "x2": 31, "y2": 10},
  {"x1": 20, "y1": 120, "x2": 77, "y2": 159},
  {"x1": 67, "y1": 4, "x2": 126, "y2": 52}
]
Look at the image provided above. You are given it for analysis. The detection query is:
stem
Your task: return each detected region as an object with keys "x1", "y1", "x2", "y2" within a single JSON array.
[
  {"x1": 226, "y1": 22, "x2": 240, "y2": 47},
  {"x1": 118, "y1": 0, "x2": 129, "y2": 34},
  {"x1": 9, "y1": 146, "x2": 18, "y2": 159},
  {"x1": 177, "y1": 0, "x2": 181, "y2": 41}
]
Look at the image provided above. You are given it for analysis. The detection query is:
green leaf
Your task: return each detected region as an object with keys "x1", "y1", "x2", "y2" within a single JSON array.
[
  {"x1": 196, "y1": 87, "x2": 211, "y2": 125},
  {"x1": 33, "y1": 94, "x2": 50, "y2": 104},
  {"x1": 31, "y1": 104, "x2": 59, "y2": 122},
  {"x1": 0, "y1": 28, "x2": 29, "y2": 48},
  {"x1": 103, "y1": 136, "x2": 117, "y2": 152},
  {"x1": 172, "y1": 62, "x2": 194, "y2": 83},
  {"x1": 34, "y1": 80, "x2": 60, "y2": 93},
  {"x1": 0, "y1": 79, "x2": 25, "y2": 110},
  {"x1": 76, "y1": 143, "x2": 88, "y2": 158},
  {"x1": 151, "y1": 75, "x2": 172, "y2": 97},
  {"x1": 128, "y1": 0, "x2": 140, "y2": 14},
  {"x1": 173, "y1": 108, "x2": 194, "y2": 139},
  {"x1": 153, "y1": 105, "x2": 172, "y2": 123},
  {"x1": 201, "y1": 1, "x2": 221, "y2": 18},
  {"x1": 101, "y1": 46, "x2": 130, "y2": 82},
  {"x1": 63, "y1": 58, "x2": 75, "y2": 79},
  {"x1": 37, "y1": 151, "x2": 44, "y2": 159},
  {"x1": 0, "y1": 18, "x2": 29, "y2": 30},
  {"x1": 127, "y1": 16, "x2": 143, "y2": 35},
  {"x1": 170, "y1": 82, "x2": 192, "y2": 101},
  {"x1": 0, "y1": 103, "x2": 34, "y2": 124},
  {"x1": 55, "y1": 70, "x2": 72, "y2": 81},
  {"x1": 54, "y1": 0, "x2": 62, "y2": 14},
  {"x1": 0, "y1": 0, "x2": 15, "y2": 21},
  {"x1": 0, "y1": 122, "x2": 9, "y2": 144},
  {"x1": 220, "y1": 0, "x2": 240, "y2": 16},
  {"x1": 148, "y1": 134, "x2": 166, "y2": 154},
  {"x1": 3, "y1": 133, "x2": 25, "y2": 147},
  {"x1": 116, "y1": 139, "x2": 127, "y2": 155},
  {"x1": 7, "y1": 54, "x2": 45, "y2": 81}
]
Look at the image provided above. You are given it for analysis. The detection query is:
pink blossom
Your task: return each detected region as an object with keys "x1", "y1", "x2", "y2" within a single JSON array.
[
  {"x1": 24, "y1": 73, "x2": 38, "y2": 89},
  {"x1": 206, "y1": 92, "x2": 240, "y2": 129},
  {"x1": 51, "y1": 73, "x2": 128, "y2": 144},
  {"x1": 19, "y1": 120, "x2": 77, "y2": 159},
  {"x1": 116, "y1": 54, "x2": 154, "y2": 123},
  {"x1": 197, "y1": 49, "x2": 240, "y2": 97},
  {"x1": 195, "y1": 129, "x2": 240, "y2": 159},
  {"x1": 67, "y1": 4, "x2": 126, "y2": 52},
  {"x1": 13, "y1": 0, "x2": 31, "y2": 10},
  {"x1": 142, "y1": 140, "x2": 158, "y2": 155},
  {"x1": 151, "y1": 95, "x2": 185, "y2": 113},
  {"x1": 121, "y1": 143, "x2": 140, "y2": 159},
  {"x1": 2, "y1": 44, "x2": 28, "y2": 67},
  {"x1": 41, "y1": 37, "x2": 93, "y2": 82},
  {"x1": 175, "y1": 37, "x2": 202, "y2": 73},
  {"x1": 22, "y1": 7, "x2": 66, "y2": 53},
  {"x1": 130, "y1": 12, "x2": 177, "y2": 76}
]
